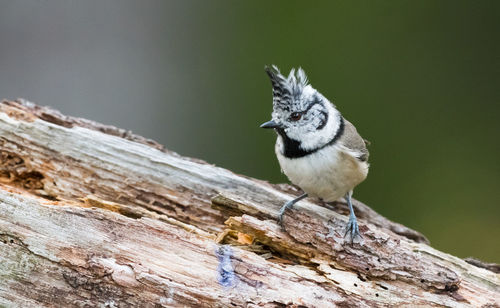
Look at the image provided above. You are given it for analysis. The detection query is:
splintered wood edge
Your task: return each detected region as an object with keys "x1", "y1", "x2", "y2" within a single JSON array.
[{"x1": 81, "y1": 195, "x2": 214, "y2": 239}]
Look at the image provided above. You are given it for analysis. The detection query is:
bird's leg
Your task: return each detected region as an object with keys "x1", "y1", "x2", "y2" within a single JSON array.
[
  {"x1": 344, "y1": 192, "x2": 362, "y2": 243},
  {"x1": 278, "y1": 193, "x2": 308, "y2": 227}
]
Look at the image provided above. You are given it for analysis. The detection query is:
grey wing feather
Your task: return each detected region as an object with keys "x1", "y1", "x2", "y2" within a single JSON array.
[{"x1": 339, "y1": 119, "x2": 369, "y2": 162}]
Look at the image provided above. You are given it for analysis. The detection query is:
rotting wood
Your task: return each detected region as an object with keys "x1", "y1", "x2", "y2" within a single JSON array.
[{"x1": 0, "y1": 99, "x2": 499, "y2": 307}]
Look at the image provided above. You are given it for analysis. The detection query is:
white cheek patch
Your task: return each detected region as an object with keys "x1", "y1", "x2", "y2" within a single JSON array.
[
  {"x1": 299, "y1": 104, "x2": 341, "y2": 151},
  {"x1": 272, "y1": 99, "x2": 341, "y2": 153}
]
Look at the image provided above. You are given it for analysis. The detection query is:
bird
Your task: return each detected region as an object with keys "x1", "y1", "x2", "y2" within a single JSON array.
[{"x1": 260, "y1": 65, "x2": 369, "y2": 242}]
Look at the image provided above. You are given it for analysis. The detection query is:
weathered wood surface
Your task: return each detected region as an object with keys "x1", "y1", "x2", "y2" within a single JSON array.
[{"x1": 0, "y1": 99, "x2": 498, "y2": 307}]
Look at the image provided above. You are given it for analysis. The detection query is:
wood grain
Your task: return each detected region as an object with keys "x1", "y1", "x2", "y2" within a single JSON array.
[{"x1": 0, "y1": 99, "x2": 498, "y2": 307}]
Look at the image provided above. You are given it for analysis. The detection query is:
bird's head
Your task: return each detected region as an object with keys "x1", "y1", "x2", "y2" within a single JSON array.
[{"x1": 261, "y1": 65, "x2": 341, "y2": 151}]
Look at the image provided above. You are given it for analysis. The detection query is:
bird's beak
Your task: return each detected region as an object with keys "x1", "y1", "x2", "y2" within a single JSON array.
[{"x1": 260, "y1": 120, "x2": 281, "y2": 129}]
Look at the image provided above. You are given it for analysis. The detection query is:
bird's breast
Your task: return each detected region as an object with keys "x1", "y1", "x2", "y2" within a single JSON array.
[{"x1": 275, "y1": 140, "x2": 368, "y2": 202}]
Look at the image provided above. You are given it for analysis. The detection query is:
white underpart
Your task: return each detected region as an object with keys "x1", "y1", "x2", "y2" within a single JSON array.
[{"x1": 275, "y1": 139, "x2": 369, "y2": 202}]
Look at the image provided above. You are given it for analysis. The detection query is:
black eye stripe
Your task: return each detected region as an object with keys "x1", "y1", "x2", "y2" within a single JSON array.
[
  {"x1": 316, "y1": 110, "x2": 329, "y2": 130},
  {"x1": 304, "y1": 100, "x2": 321, "y2": 113},
  {"x1": 291, "y1": 98, "x2": 323, "y2": 116}
]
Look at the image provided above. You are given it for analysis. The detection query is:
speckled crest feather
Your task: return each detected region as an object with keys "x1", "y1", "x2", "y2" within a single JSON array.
[{"x1": 265, "y1": 65, "x2": 309, "y2": 111}]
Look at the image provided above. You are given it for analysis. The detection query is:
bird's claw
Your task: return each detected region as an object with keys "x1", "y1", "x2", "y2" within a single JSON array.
[
  {"x1": 277, "y1": 210, "x2": 285, "y2": 228},
  {"x1": 277, "y1": 193, "x2": 308, "y2": 230},
  {"x1": 344, "y1": 215, "x2": 362, "y2": 244},
  {"x1": 277, "y1": 200, "x2": 293, "y2": 228}
]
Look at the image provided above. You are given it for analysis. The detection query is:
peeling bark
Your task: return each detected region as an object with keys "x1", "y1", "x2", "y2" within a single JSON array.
[{"x1": 0, "y1": 99, "x2": 498, "y2": 307}]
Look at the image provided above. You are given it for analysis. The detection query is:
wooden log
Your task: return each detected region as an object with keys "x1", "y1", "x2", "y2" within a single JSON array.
[{"x1": 0, "y1": 99, "x2": 498, "y2": 307}]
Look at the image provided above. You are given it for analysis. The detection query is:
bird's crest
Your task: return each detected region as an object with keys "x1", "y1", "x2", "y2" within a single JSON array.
[{"x1": 265, "y1": 65, "x2": 309, "y2": 110}]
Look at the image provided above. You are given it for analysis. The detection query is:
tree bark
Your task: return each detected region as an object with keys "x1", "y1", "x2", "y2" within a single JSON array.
[{"x1": 0, "y1": 99, "x2": 498, "y2": 307}]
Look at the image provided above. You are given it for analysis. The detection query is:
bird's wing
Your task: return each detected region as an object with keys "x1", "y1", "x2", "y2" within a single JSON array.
[{"x1": 338, "y1": 118, "x2": 369, "y2": 162}]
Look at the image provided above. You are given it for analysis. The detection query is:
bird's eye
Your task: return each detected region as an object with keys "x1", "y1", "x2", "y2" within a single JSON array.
[{"x1": 290, "y1": 112, "x2": 302, "y2": 121}]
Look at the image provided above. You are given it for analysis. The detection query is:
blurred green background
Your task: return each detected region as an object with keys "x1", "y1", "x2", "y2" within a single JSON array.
[{"x1": 0, "y1": 1, "x2": 498, "y2": 262}]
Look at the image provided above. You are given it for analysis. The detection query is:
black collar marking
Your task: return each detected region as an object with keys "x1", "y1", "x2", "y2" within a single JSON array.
[{"x1": 277, "y1": 115, "x2": 345, "y2": 159}]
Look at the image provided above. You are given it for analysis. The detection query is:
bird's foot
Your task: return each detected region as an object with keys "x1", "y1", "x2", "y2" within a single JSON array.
[
  {"x1": 277, "y1": 200, "x2": 295, "y2": 228},
  {"x1": 344, "y1": 215, "x2": 362, "y2": 244}
]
